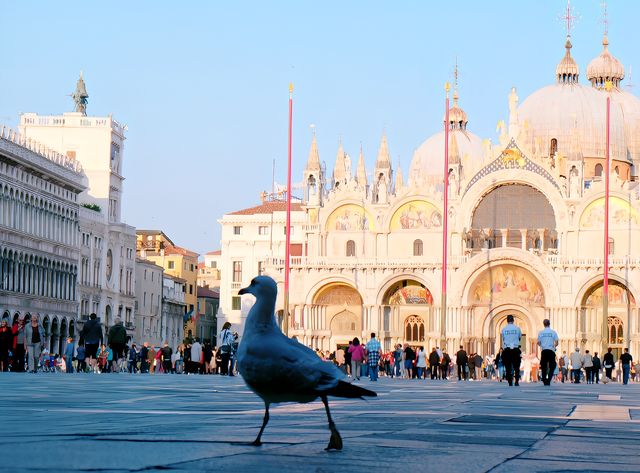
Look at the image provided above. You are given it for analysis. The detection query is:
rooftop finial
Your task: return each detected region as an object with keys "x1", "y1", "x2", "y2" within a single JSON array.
[
  {"x1": 601, "y1": 0, "x2": 609, "y2": 38},
  {"x1": 71, "y1": 71, "x2": 89, "y2": 115}
]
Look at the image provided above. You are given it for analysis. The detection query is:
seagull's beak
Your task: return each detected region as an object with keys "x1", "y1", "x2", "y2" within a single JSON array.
[{"x1": 238, "y1": 286, "x2": 248, "y2": 296}]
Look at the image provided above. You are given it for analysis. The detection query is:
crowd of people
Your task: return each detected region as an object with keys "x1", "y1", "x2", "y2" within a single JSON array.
[
  {"x1": 1, "y1": 314, "x2": 637, "y2": 386},
  {"x1": 0, "y1": 314, "x2": 241, "y2": 376}
]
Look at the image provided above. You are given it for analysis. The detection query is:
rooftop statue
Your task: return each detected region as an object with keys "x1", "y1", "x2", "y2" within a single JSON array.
[{"x1": 72, "y1": 72, "x2": 89, "y2": 115}]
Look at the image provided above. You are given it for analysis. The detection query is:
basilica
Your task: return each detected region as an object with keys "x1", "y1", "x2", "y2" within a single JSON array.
[{"x1": 219, "y1": 32, "x2": 640, "y2": 358}]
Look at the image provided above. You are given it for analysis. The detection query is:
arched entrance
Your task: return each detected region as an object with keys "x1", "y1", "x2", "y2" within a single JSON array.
[
  {"x1": 580, "y1": 280, "x2": 635, "y2": 354},
  {"x1": 382, "y1": 279, "x2": 433, "y2": 349},
  {"x1": 485, "y1": 306, "x2": 535, "y2": 355},
  {"x1": 310, "y1": 283, "x2": 362, "y2": 351},
  {"x1": 50, "y1": 317, "x2": 59, "y2": 354}
]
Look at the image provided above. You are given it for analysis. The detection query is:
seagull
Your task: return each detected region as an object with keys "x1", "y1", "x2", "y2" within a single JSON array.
[{"x1": 237, "y1": 275, "x2": 376, "y2": 450}]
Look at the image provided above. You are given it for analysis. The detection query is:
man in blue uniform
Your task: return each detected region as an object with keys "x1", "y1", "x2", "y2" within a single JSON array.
[
  {"x1": 501, "y1": 315, "x2": 522, "y2": 386},
  {"x1": 537, "y1": 319, "x2": 559, "y2": 386}
]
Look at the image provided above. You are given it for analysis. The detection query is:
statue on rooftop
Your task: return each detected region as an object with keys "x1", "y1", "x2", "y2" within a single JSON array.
[{"x1": 72, "y1": 72, "x2": 89, "y2": 115}]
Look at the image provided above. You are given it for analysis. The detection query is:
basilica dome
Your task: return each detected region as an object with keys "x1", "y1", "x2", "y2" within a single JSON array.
[
  {"x1": 408, "y1": 93, "x2": 484, "y2": 186},
  {"x1": 517, "y1": 37, "x2": 630, "y2": 162}
]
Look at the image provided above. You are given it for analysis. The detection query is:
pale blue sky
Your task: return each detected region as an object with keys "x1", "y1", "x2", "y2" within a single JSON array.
[{"x1": 3, "y1": 1, "x2": 639, "y2": 256}]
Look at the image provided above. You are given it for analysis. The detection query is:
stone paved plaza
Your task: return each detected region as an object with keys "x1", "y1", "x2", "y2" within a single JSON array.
[{"x1": 2, "y1": 373, "x2": 640, "y2": 472}]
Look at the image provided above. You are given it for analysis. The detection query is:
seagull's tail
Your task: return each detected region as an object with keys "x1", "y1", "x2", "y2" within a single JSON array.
[{"x1": 326, "y1": 380, "x2": 377, "y2": 399}]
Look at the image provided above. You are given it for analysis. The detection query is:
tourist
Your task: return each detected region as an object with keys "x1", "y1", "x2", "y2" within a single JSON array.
[
  {"x1": 537, "y1": 319, "x2": 558, "y2": 386},
  {"x1": 76, "y1": 344, "x2": 86, "y2": 373},
  {"x1": 344, "y1": 341, "x2": 353, "y2": 377},
  {"x1": 365, "y1": 333, "x2": 381, "y2": 382},
  {"x1": 203, "y1": 342, "x2": 213, "y2": 374},
  {"x1": 569, "y1": 348, "x2": 583, "y2": 384},
  {"x1": 415, "y1": 346, "x2": 427, "y2": 379},
  {"x1": 592, "y1": 352, "x2": 601, "y2": 384},
  {"x1": 107, "y1": 318, "x2": 127, "y2": 372},
  {"x1": 403, "y1": 344, "x2": 415, "y2": 379},
  {"x1": 473, "y1": 352, "x2": 483, "y2": 380},
  {"x1": 219, "y1": 322, "x2": 234, "y2": 375},
  {"x1": 393, "y1": 344, "x2": 402, "y2": 378},
  {"x1": 139, "y1": 342, "x2": 149, "y2": 373},
  {"x1": 427, "y1": 347, "x2": 438, "y2": 380},
  {"x1": 25, "y1": 315, "x2": 45, "y2": 373},
  {"x1": 173, "y1": 347, "x2": 183, "y2": 374},
  {"x1": 603, "y1": 348, "x2": 615, "y2": 381},
  {"x1": 0, "y1": 319, "x2": 13, "y2": 372},
  {"x1": 501, "y1": 314, "x2": 522, "y2": 386},
  {"x1": 161, "y1": 342, "x2": 173, "y2": 373},
  {"x1": 494, "y1": 348, "x2": 504, "y2": 382},
  {"x1": 440, "y1": 350, "x2": 451, "y2": 380},
  {"x1": 11, "y1": 319, "x2": 26, "y2": 372},
  {"x1": 485, "y1": 355, "x2": 495, "y2": 380},
  {"x1": 128, "y1": 344, "x2": 138, "y2": 373},
  {"x1": 80, "y1": 313, "x2": 103, "y2": 373},
  {"x1": 583, "y1": 350, "x2": 594, "y2": 384},
  {"x1": 468, "y1": 352, "x2": 477, "y2": 380},
  {"x1": 148, "y1": 345, "x2": 156, "y2": 373},
  {"x1": 348, "y1": 337, "x2": 364, "y2": 380},
  {"x1": 154, "y1": 346, "x2": 163, "y2": 373},
  {"x1": 455, "y1": 345, "x2": 468, "y2": 381},
  {"x1": 97, "y1": 344, "x2": 108, "y2": 373},
  {"x1": 190, "y1": 339, "x2": 202, "y2": 374},
  {"x1": 64, "y1": 337, "x2": 75, "y2": 373},
  {"x1": 620, "y1": 348, "x2": 633, "y2": 385},
  {"x1": 558, "y1": 351, "x2": 569, "y2": 382}
]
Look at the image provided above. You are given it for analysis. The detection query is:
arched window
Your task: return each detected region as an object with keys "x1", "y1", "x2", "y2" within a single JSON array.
[
  {"x1": 346, "y1": 240, "x2": 356, "y2": 257},
  {"x1": 413, "y1": 239, "x2": 423, "y2": 256},
  {"x1": 595, "y1": 164, "x2": 603, "y2": 177},
  {"x1": 404, "y1": 316, "x2": 425, "y2": 342},
  {"x1": 608, "y1": 237, "x2": 614, "y2": 255},
  {"x1": 549, "y1": 138, "x2": 558, "y2": 156},
  {"x1": 608, "y1": 317, "x2": 624, "y2": 345}
]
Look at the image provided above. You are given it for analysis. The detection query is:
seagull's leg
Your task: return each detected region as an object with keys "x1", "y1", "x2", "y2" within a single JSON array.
[
  {"x1": 321, "y1": 395, "x2": 343, "y2": 451},
  {"x1": 251, "y1": 402, "x2": 270, "y2": 446}
]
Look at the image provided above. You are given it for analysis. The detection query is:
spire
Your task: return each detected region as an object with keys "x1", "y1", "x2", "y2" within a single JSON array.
[
  {"x1": 305, "y1": 130, "x2": 320, "y2": 171},
  {"x1": 556, "y1": 36, "x2": 579, "y2": 84},
  {"x1": 356, "y1": 144, "x2": 367, "y2": 187},
  {"x1": 332, "y1": 141, "x2": 346, "y2": 186},
  {"x1": 375, "y1": 133, "x2": 391, "y2": 169},
  {"x1": 71, "y1": 71, "x2": 89, "y2": 115},
  {"x1": 394, "y1": 158, "x2": 403, "y2": 191}
]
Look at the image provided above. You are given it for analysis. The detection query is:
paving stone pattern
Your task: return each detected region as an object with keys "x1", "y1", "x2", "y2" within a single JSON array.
[{"x1": 2, "y1": 373, "x2": 640, "y2": 472}]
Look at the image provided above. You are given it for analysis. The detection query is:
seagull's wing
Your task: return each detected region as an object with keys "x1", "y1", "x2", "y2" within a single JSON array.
[{"x1": 239, "y1": 332, "x2": 343, "y2": 400}]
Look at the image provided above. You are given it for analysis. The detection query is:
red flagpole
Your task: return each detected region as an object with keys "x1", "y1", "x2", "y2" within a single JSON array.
[
  {"x1": 603, "y1": 87, "x2": 611, "y2": 346},
  {"x1": 284, "y1": 83, "x2": 293, "y2": 336},
  {"x1": 441, "y1": 82, "x2": 450, "y2": 347}
]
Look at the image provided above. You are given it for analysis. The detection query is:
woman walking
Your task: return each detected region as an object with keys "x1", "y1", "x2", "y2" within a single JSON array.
[{"x1": 348, "y1": 337, "x2": 365, "y2": 380}]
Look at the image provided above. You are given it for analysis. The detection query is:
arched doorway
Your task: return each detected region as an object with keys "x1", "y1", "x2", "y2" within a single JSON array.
[
  {"x1": 311, "y1": 283, "x2": 362, "y2": 351},
  {"x1": 59, "y1": 318, "x2": 68, "y2": 355},
  {"x1": 581, "y1": 280, "x2": 635, "y2": 354},
  {"x1": 50, "y1": 317, "x2": 59, "y2": 353},
  {"x1": 330, "y1": 310, "x2": 359, "y2": 349},
  {"x1": 382, "y1": 279, "x2": 433, "y2": 348},
  {"x1": 105, "y1": 305, "x2": 112, "y2": 330}
]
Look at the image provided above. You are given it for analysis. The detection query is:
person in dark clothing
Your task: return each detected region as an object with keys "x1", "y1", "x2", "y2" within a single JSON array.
[
  {"x1": 428, "y1": 348, "x2": 440, "y2": 379},
  {"x1": 468, "y1": 353, "x2": 476, "y2": 380},
  {"x1": 455, "y1": 346, "x2": 468, "y2": 381},
  {"x1": 0, "y1": 319, "x2": 13, "y2": 372},
  {"x1": 592, "y1": 352, "x2": 601, "y2": 384},
  {"x1": 440, "y1": 350, "x2": 451, "y2": 380},
  {"x1": 128, "y1": 344, "x2": 138, "y2": 373},
  {"x1": 139, "y1": 343, "x2": 149, "y2": 373},
  {"x1": 404, "y1": 345, "x2": 415, "y2": 379},
  {"x1": 603, "y1": 347, "x2": 615, "y2": 380},
  {"x1": 620, "y1": 348, "x2": 633, "y2": 385},
  {"x1": 107, "y1": 318, "x2": 127, "y2": 371},
  {"x1": 11, "y1": 319, "x2": 26, "y2": 372},
  {"x1": 80, "y1": 313, "x2": 103, "y2": 372},
  {"x1": 161, "y1": 342, "x2": 173, "y2": 374},
  {"x1": 344, "y1": 341, "x2": 352, "y2": 377},
  {"x1": 203, "y1": 342, "x2": 213, "y2": 374}
]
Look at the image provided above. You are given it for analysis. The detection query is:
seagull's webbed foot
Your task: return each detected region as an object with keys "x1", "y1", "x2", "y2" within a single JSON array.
[
  {"x1": 325, "y1": 422, "x2": 343, "y2": 451},
  {"x1": 250, "y1": 439, "x2": 263, "y2": 447}
]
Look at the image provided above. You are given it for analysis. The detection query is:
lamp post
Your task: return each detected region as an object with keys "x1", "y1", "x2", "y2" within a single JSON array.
[
  {"x1": 284, "y1": 83, "x2": 293, "y2": 337},
  {"x1": 602, "y1": 80, "x2": 612, "y2": 352}
]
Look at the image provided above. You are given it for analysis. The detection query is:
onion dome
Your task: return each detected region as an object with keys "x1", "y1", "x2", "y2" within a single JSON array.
[
  {"x1": 444, "y1": 91, "x2": 468, "y2": 130},
  {"x1": 556, "y1": 37, "x2": 579, "y2": 84},
  {"x1": 587, "y1": 36, "x2": 625, "y2": 89}
]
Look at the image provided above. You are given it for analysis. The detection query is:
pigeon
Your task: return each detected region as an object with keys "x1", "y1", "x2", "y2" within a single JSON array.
[{"x1": 237, "y1": 275, "x2": 376, "y2": 450}]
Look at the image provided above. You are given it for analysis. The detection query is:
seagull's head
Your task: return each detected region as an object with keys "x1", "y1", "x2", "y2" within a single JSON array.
[{"x1": 238, "y1": 275, "x2": 278, "y2": 299}]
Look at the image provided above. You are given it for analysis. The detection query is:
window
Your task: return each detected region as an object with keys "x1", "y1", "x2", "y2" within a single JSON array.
[
  {"x1": 190, "y1": 264, "x2": 194, "y2": 272},
  {"x1": 144, "y1": 269, "x2": 147, "y2": 280},
  {"x1": 608, "y1": 237, "x2": 614, "y2": 255},
  {"x1": 233, "y1": 226, "x2": 242, "y2": 235},
  {"x1": 232, "y1": 296, "x2": 241, "y2": 310},
  {"x1": 232, "y1": 261, "x2": 242, "y2": 282},
  {"x1": 549, "y1": 138, "x2": 558, "y2": 156},
  {"x1": 346, "y1": 240, "x2": 356, "y2": 257},
  {"x1": 413, "y1": 239, "x2": 423, "y2": 256},
  {"x1": 595, "y1": 164, "x2": 603, "y2": 177},
  {"x1": 283, "y1": 226, "x2": 294, "y2": 235},
  {"x1": 143, "y1": 292, "x2": 147, "y2": 307},
  {"x1": 167, "y1": 261, "x2": 174, "y2": 269},
  {"x1": 258, "y1": 226, "x2": 269, "y2": 235},
  {"x1": 189, "y1": 284, "x2": 193, "y2": 295},
  {"x1": 258, "y1": 261, "x2": 265, "y2": 275},
  {"x1": 209, "y1": 261, "x2": 217, "y2": 269}
]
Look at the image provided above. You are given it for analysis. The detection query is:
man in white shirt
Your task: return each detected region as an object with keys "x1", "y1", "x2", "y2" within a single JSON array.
[
  {"x1": 537, "y1": 319, "x2": 559, "y2": 386},
  {"x1": 501, "y1": 314, "x2": 523, "y2": 386},
  {"x1": 569, "y1": 347, "x2": 583, "y2": 384}
]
